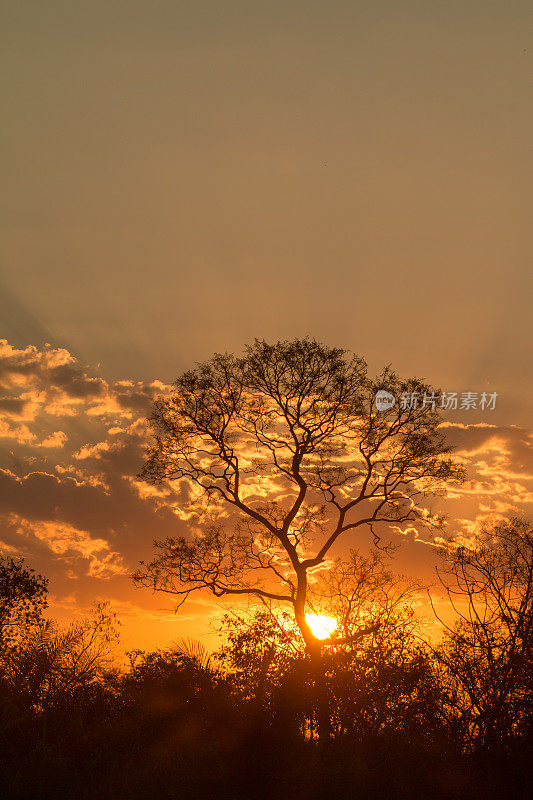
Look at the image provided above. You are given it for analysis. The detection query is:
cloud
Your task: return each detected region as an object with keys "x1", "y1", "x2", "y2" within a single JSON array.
[
  {"x1": 40, "y1": 431, "x2": 68, "y2": 448},
  {"x1": 0, "y1": 397, "x2": 29, "y2": 417},
  {"x1": 1, "y1": 338, "x2": 532, "y2": 649},
  {"x1": 73, "y1": 440, "x2": 113, "y2": 460},
  {"x1": 7, "y1": 514, "x2": 127, "y2": 579},
  {"x1": 0, "y1": 418, "x2": 36, "y2": 444},
  {"x1": 438, "y1": 422, "x2": 498, "y2": 430},
  {"x1": 0, "y1": 339, "x2": 167, "y2": 429},
  {"x1": 0, "y1": 340, "x2": 74, "y2": 388},
  {"x1": 0, "y1": 338, "x2": 186, "y2": 614},
  {"x1": 429, "y1": 423, "x2": 533, "y2": 547}
]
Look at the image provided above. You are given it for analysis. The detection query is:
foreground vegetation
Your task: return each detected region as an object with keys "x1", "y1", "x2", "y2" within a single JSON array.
[{"x1": 1, "y1": 518, "x2": 533, "y2": 799}]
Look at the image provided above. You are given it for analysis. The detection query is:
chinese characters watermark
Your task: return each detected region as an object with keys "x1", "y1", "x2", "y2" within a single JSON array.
[{"x1": 374, "y1": 391, "x2": 498, "y2": 412}]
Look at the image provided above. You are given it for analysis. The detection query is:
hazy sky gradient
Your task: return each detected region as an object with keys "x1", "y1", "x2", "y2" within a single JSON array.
[{"x1": 2, "y1": 1, "x2": 532, "y2": 422}]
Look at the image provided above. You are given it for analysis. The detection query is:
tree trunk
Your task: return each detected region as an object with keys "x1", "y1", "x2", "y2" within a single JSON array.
[
  {"x1": 293, "y1": 573, "x2": 331, "y2": 743},
  {"x1": 309, "y1": 642, "x2": 331, "y2": 743}
]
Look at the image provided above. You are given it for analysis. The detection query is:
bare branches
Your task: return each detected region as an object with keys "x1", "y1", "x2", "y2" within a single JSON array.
[
  {"x1": 136, "y1": 338, "x2": 463, "y2": 650},
  {"x1": 2, "y1": 603, "x2": 120, "y2": 712},
  {"x1": 133, "y1": 526, "x2": 294, "y2": 606},
  {"x1": 433, "y1": 518, "x2": 533, "y2": 750}
]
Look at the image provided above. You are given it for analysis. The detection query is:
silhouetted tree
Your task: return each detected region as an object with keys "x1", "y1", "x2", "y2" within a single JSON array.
[
  {"x1": 134, "y1": 338, "x2": 464, "y2": 739},
  {"x1": 218, "y1": 549, "x2": 444, "y2": 742},
  {"x1": 0, "y1": 556, "x2": 47, "y2": 648},
  {"x1": 0, "y1": 554, "x2": 526, "y2": 800},
  {"x1": 315, "y1": 550, "x2": 444, "y2": 739},
  {"x1": 124, "y1": 637, "x2": 215, "y2": 711},
  {"x1": 216, "y1": 610, "x2": 307, "y2": 723},
  {"x1": 434, "y1": 518, "x2": 533, "y2": 752},
  {"x1": 2, "y1": 602, "x2": 119, "y2": 717}
]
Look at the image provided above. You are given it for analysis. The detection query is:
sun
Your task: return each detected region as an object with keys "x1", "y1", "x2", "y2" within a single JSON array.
[{"x1": 305, "y1": 613, "x2": 338, "y2": 640}]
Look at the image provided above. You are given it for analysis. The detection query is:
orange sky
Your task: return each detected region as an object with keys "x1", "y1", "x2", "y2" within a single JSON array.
[
  {"x1": 1, "y1": 2, "x2": 532, "y2": 650},
  {"x1": 0, "y1": 338, "x2": 532, "y2": 651}
]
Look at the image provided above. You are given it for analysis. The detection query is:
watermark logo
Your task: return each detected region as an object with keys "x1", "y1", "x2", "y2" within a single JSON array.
[
  {"x1": 374, "y1": 390, "x2": 396, "y2": 411},
  {"x1": 374, "y1": 390, "x2": 498, "y2": 412}
]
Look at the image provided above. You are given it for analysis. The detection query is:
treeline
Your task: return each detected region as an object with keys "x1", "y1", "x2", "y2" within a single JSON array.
[{"x1": 1, "y1": 518, "x2": 533, "y2": 800}]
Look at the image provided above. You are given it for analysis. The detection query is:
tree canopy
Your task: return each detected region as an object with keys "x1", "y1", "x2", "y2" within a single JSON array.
[
  {"x1": 0, "y1": 556, "x2": 48, "y2": 647},
  {"x1": 135, "y1": 338, "x2": 464, "y2": 653}
]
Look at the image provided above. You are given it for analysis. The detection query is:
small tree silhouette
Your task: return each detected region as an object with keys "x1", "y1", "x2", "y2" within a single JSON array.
[
  {"x1": 434, "y1": 518, "x2": 533, "y2": 751},
  {"x1": 0, "y1": 556, "x2": 48, "y2": 648}
]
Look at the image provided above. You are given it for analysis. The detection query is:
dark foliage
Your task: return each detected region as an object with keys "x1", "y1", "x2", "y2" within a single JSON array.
[
  {"x1": 0, "y1": 556, "x2": 48, "y2": 646},
  {"x1": 2, "y1": 531, "x2": 533, "y2": 799}
]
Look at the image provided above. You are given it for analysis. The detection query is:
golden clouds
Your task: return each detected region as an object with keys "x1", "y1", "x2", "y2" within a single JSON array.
[
  {"x1": 433, "y1": 423, "x2": 533, "y2": 545},
  {"x1": 1, "y1": 338, "x2": 532, "y2": 651},
  {"x1": 8, "y1": 514, "x2": 127, "y2": 579},
  {"x1": 0, "y1": 418, "x2": 36, "y2": 444},
  {"x1": 40, "y1": 431, "x2": 68, "y2": 448},
  {"x1": 74, "y1": 440, "x2": 113, "y2": 460},
  {"x1": 0, "y1": 340, "x2": 74, "y2": 388},
  {"x1": 0, "y1": 341, "x2": 178, "y2": 601}
]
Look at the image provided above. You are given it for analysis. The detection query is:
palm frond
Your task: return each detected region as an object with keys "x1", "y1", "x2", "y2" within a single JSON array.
[{"x1": 173, "y1": 636, "x2": 212, "y2": 671}]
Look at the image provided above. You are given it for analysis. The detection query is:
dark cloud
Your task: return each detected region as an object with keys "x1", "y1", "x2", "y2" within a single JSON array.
[
  {"x1": 0, "y1": 397, "x2": 28, "y2": 417},
  {"x1": 115, "y1": 390, "x2": 154, "y2": 414},
  {"x1": 48, "y1": 364, "x2": 106, "y2": 398}
]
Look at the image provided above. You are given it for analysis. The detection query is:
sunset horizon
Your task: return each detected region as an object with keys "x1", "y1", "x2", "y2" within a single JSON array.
[
  {"x1": 2, "y1": 3, "x2": 532, "y2": 798},
  {"x1": 1, "y1": 335, "x2": 531, "y2": 656}
]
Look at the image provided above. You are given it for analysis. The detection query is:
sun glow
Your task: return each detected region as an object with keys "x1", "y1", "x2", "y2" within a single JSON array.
[{"x1": 305, "y1": 613, "x2": 338, "y2": 640}]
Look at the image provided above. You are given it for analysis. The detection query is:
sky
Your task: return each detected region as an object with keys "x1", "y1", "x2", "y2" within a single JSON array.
[{"x1": 1, "y1": 1, "x2": 532, "y2": 650}]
